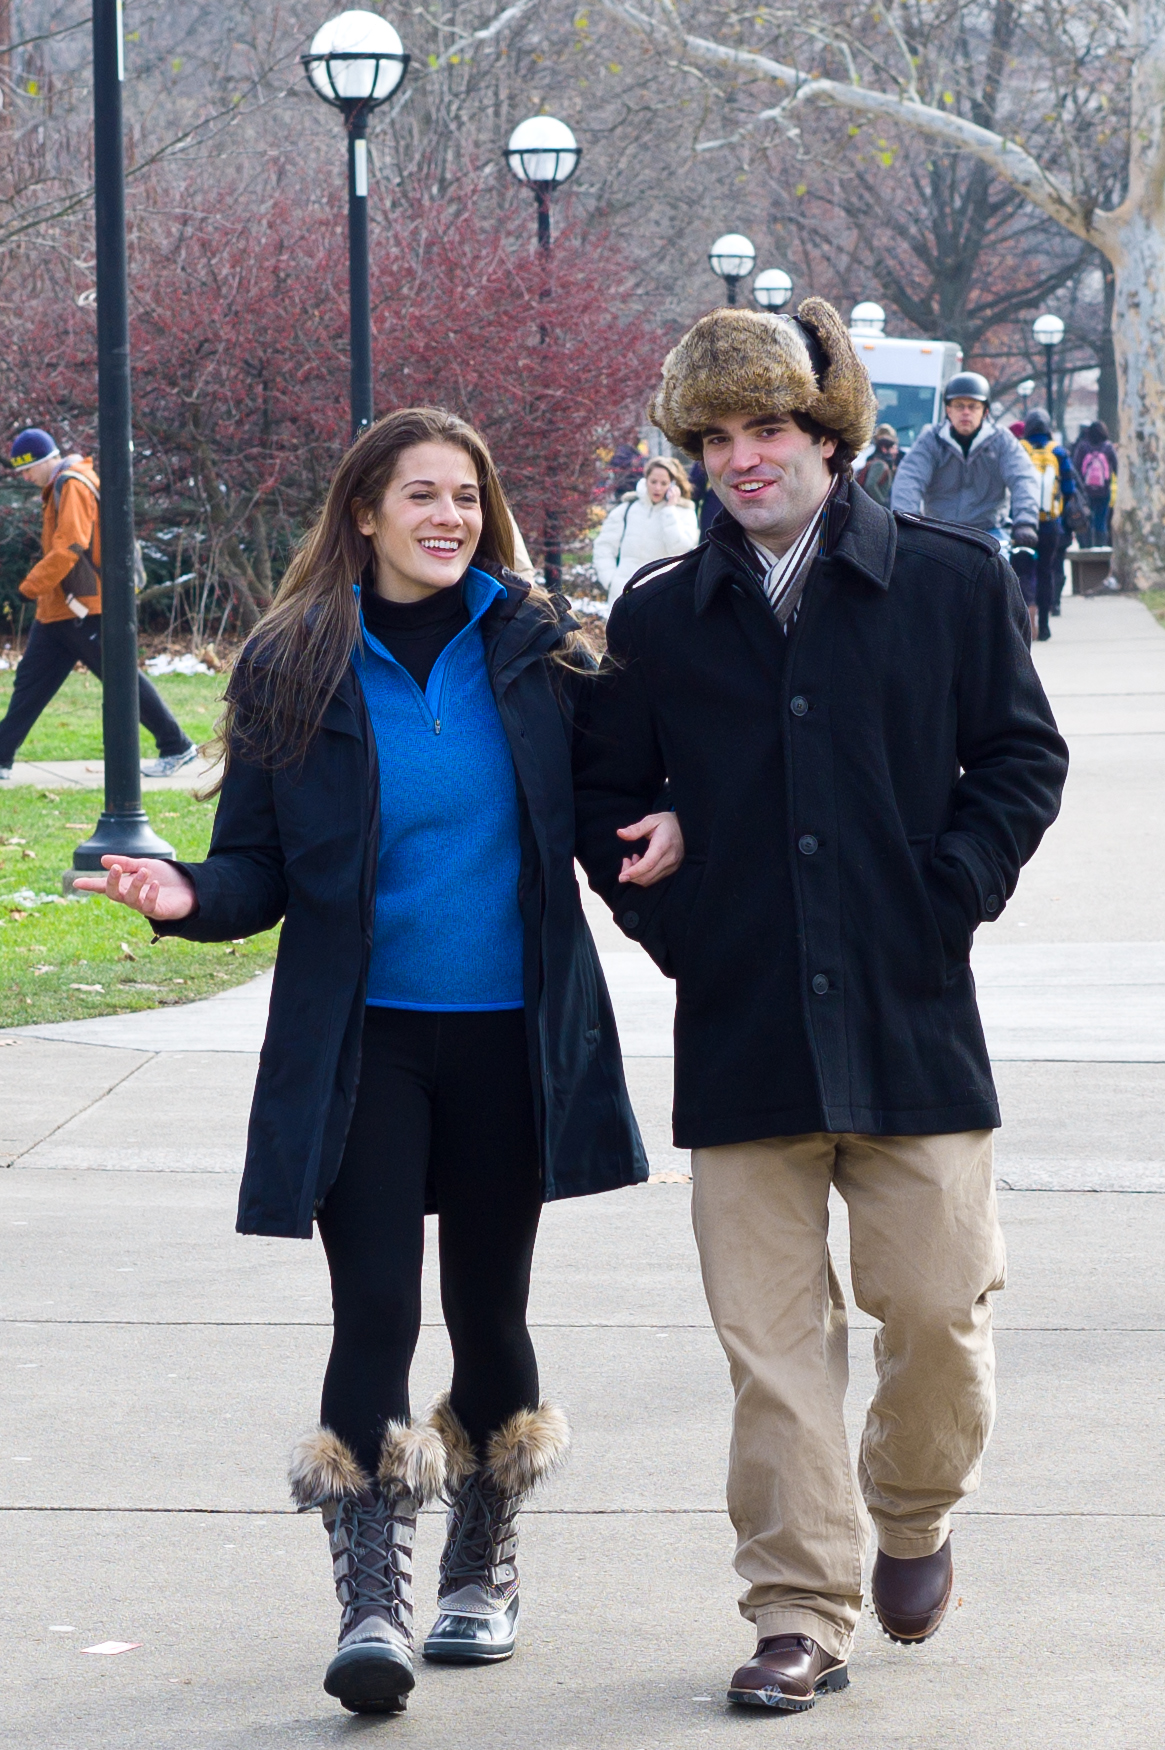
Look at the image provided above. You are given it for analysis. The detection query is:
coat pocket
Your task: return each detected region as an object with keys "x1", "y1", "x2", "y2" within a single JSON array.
[
  {"x1": 908, "y1": 834, "x2": 973, "y2": 985},
  {"x1": 658, "y1": 855, "x2": 707, "y2": 979}
]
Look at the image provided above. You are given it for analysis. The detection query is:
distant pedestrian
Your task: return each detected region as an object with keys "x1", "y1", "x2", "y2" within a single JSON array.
[
  {"x1": 0, "y1": 427, "x2": 197, "y2": 780},
  {"x1": 1072, "y1": 420, "x2": 1118, "y2": 548},
  {"x1": 592, "y1": 454, "x2": 700, "y2": 601},
  {"x1": 1019, "y1": 409, "x2": 1079, "y2": 638},
  {"x1": 609, "y1": 438, "x2": 645, "y2": 497},
  {"x1": 856, "y1": 423, "x2": 900, "y2": 506},
  {"x1": 76, "y1": 406, "x2": 683, "y2": 1717},
  {"x1": 576, "y1": 301, "x2": 1068, "y2": 1714}
]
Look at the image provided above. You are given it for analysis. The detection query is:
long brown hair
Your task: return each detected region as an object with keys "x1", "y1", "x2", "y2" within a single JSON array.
[{"x1": 213, "y1": 407, "x2": 534, "y2": 776}]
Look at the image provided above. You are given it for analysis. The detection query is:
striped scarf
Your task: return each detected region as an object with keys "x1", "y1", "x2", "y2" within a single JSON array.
[{"x1": 749, "y1": 480, "x2": 837, "y2": 628}]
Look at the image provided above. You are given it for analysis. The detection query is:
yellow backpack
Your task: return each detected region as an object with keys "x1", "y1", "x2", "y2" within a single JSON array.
[{"x1": 1020, "y1": 439, "x2": 1063, "y2": 520}]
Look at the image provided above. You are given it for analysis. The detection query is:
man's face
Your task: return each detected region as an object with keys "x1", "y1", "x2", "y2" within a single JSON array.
[
  {"x1": 702, "y1": 413, "x2": 837, "y2": 549},
  {"x1": 15, "y1": 458, "x2": 57, "y2": 489},
  {"x1": 946, "y1": 397, "x2": 986, "y2": 438}
]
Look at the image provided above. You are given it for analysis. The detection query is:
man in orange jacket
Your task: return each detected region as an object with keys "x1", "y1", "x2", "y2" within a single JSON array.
[{"x1": 0, "y1": 428, "x2": 196, "y2": 779}]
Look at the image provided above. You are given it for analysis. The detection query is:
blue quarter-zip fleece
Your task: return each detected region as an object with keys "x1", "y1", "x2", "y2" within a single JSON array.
[{"x1": 355, "y1": 567, "x2": 525, "y2": 1010}]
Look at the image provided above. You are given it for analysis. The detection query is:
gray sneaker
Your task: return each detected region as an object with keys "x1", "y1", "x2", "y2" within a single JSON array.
[
  {"x1": 141, "y1": 744, "x2": 198, "y2": 778},
  {"x1": 0, "y1": 765, "x2": 12, "y2": 780}
]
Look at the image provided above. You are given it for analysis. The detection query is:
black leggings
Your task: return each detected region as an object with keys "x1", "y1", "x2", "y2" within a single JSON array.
[{"x1": 315, "y1": 1006, "x2": 543, "y2": 1475}]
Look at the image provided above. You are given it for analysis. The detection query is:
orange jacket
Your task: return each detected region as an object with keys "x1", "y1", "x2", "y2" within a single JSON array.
[{"x1": 19, "y1": 457, "x2": 102, "y2": 623}]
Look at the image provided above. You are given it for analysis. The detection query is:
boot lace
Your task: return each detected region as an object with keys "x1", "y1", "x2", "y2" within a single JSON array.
[
  {"x1": 439, "y1": 1472, "x2": 521, "y2": 1601},
  {"x1": 330, "y1": 1490, "x2": 417, "y2": 1638}
]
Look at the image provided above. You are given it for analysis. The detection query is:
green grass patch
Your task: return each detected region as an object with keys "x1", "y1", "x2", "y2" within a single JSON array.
[
  {"x1": 0, "y1": 788, "x2": 278, "y2": 1029},
  {"x1": 0, "y1": 667, "x2": 226, "y2": 762},
  {"x1": 1142, "y1": 589, "x2": 1165, "y2": 630}
]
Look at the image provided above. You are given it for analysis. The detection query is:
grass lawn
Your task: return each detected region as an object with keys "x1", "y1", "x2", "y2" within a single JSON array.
[
  {"x1": 0, "y1": 788, "x2": 277, "y2": 1029},
  {"x1": 1143, "y1": 589, "x2": 1165, "y2": 630},
  {"x1": 0, "y1": 667, "x2": 226, "y2": 761}
]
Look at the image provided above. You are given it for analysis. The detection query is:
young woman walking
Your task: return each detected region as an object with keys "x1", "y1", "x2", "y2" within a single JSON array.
[{"x1": 77, "y1": 408, "x2": 682, "y2": 1715}]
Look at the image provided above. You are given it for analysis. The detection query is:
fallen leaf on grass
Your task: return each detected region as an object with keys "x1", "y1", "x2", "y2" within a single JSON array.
[
  {"x1": 21, "y1": 849, "x2": 36, "y2": 859},
  {"x1": 32, "y1": 964, "x2": 57, "y2": 976},
  {"x1": 69, "y1": 983, "x2": 104, "y2": 993},
  {"x1": 119, "y1": 942, "x2": 137, "y2": 961},
  {"x1": 3, "y1": 837, "x2": 26, "y2": 846},
  {"x1": 64, "y1": 823, "x2": 90, "y2": 830}
]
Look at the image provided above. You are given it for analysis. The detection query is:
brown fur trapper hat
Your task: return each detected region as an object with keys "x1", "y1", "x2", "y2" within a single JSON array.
[{"x1": 649, "y1": 296, "x2": 878, "y2": 458}]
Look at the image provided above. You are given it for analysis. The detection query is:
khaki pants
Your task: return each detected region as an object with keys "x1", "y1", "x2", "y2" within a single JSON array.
[{"x1": 690, "y1": 1131, "x2": 1005, "y2": 1659}]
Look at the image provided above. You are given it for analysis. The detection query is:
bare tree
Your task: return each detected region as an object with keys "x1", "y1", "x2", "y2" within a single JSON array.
[{"x1": 605, "y1": 0, "x2": 1160, "y2": 587}]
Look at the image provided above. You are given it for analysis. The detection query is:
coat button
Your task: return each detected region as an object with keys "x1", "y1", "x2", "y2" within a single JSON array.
[
  {"x1": 622, "y1": 911, "x2": 640, "y2": 930},
  {"x1": 811, "y1": 973, "x2": 829, "y2": 995},
  {"x1": 790, "y1": 695, "x2": 809, "y2": 716},
  {"x1": 798, "y1": 834, "x2": 819, "y2": 855},
  {"x1": 985, "y1": 894, "x2": 1000, "y2": 914}
]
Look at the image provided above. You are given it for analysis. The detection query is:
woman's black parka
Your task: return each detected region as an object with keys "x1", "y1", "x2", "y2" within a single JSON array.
[{"x1": 161, "y1": 575, "x2": 647, "y2": 1237}]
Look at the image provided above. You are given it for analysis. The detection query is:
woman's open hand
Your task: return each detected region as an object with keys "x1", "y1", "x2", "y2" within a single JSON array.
[
  {"x1": 616, "y1": 812, "x2": 684, "y2": 886},
  {"x1": 72, "y1": 856, "x2": 198, "y2": 921}
]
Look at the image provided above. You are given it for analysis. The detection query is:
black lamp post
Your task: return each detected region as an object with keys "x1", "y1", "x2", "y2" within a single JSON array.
[
  {"x1": 505, "y1": 115, "x2": 581, "y2": 591},
  {"x1": 1033, "y1": 314, "x2": 1065, "y2": 426},
  {"x1": 304, "y1": 10, "x2": 409, "y2": 439},
  {"x1": 709, "y1": 233, "x2": 755, "y2": 307},
  {"x1": 70, "y1": 0, "x2": 174, "y2": 882}
]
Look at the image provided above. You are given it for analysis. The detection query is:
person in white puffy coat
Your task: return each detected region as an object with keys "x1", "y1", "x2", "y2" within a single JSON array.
[{"x1": 592, "y1": 456, "x2": 700, "y2": 600}]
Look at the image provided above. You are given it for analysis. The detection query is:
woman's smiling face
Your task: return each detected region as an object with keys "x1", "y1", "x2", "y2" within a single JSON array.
[{"x1": 356, "y1": 441, "x2": 485, "y2": 603}]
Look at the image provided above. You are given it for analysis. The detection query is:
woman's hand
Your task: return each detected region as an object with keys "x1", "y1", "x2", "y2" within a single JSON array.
[
  {"x1": 616, "y1": 812, "x2": 684, "y2": 886},
  {"x1": 72, "y1": 856, "x2": 198, "y2": 921},
  {"x1": 664, "y1": 482, "x2": 681, "y2": 505}
]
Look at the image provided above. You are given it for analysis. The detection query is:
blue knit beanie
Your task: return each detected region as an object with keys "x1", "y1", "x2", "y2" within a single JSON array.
[{"x1": 8, "y1": 428, "x2": 60, "y2": 470}]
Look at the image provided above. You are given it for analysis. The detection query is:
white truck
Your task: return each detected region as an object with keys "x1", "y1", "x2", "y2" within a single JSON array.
[{"x1": 850, "y1": 333, "x2": 964, "y2": 449}]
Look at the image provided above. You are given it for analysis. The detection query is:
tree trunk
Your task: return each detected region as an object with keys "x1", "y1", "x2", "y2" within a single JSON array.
[{"x1": 1106, "y1": 216, "x2": 1165, "y2": 589}]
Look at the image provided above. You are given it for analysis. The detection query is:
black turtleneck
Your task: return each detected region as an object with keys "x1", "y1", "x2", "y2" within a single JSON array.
[{"x1": 361, "y1": 575, "x2": 470, "y2": 692}]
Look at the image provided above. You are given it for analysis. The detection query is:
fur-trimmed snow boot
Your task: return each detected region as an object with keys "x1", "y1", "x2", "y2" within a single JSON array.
[
  {"x1": 290, "y1": 1419, "x2": 446, "y2": 1714},
  {"x1": 423, "y1": 1396, "x2": 570, "y2": 1664}
]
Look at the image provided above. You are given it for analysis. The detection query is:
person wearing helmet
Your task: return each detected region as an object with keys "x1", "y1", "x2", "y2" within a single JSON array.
[
  {"x1": 890, "y1": 372, "x2": 1040, "y2": 561},
  {"x1": 0, "y1": 426, "x2": 198, "y2": 780}
]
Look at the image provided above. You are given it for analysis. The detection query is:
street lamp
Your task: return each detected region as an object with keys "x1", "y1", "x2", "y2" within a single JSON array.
[
  {"x1": 1032, "y1": 313, "x2": 1065, "y2": 425},
  {"x1": 709, "y1": 234, "x2": 755, "y2": 307},
  {"x1": 850, "y1": 301, "x2": 887, "y2": 336},
  {"x1": 70, "y1": 0, "x2": 174, "y2": 884},
  {"x1": 1017, "y1": 377, "x2": 1036, "y2": 414},
  {"x1": 753, "y1": 268, "x2": 794, "y2": 312},
  {"x1": 303, "y1": 10, "x2": 410, "y2": 438},
  {"x1": 505, "y1": 115, "x2": 581, "y2": 253},
  {"x1": 505, "y1": 115, "x2": 580, "y2": 590}
]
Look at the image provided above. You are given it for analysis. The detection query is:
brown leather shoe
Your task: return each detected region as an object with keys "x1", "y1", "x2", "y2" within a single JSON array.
[
  {"x1": 727, "y1": 1634, "x2": 849, "y2": 1712},
  {"x1": 871, "y1": 1536, "x2": 954, "y2": 1644}
]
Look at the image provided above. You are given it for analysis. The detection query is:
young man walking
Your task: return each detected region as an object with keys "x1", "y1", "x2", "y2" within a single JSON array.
[
  {"x1": 574, "y1": 302, "x2": 1068, "y2": 1712},
  {"x1": 0, "y1": 428, "x2": 197, "y2": 780}
]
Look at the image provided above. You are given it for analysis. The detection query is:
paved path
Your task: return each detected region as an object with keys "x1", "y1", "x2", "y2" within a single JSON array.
[
  {"x1": 1, "y1": 592, "x2": 1163, "y2": 1747},
  {"x1": 3, "y1": 755, "x2": 219, "y2": 791}
]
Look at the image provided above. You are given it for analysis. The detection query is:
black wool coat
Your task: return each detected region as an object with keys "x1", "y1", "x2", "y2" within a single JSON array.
[
  {"x1": 161, "y1": 575, "x2": 648, "y2": 1237},
  {"x1": 574, "y1": 482, "x2": 1069, "y2": 1146}
]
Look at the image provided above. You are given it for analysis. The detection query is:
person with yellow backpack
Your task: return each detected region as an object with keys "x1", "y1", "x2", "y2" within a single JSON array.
[
  {"x1": 1019, "y1": 410, "x2": 1079, "y2": 642},
  {"x1": 0, "y1": 427, "x2": 197, "y2": 779}
]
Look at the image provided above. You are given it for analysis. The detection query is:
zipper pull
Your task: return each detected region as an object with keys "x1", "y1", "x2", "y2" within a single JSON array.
[{"x1": 433, "y1": 719, "x2": 441, "y2": 735}]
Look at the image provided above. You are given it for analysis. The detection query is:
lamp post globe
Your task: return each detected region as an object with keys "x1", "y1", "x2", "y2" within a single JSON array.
[
  {"x1": 850, "y1": 301, "x2": 887, "y2": 336},
  {"x1": 753, "y1": 268, "x2": 793, "y2": 311},
  {"x1": 303, "y1": 11, "x2": 410, "y2": 437},
  {"x1": 1017, "y1": 377, "x2": 1036, "y2": 413},
  {"x1": 709, "y1": 233, "x2": 755, "y2": 307},
  {"x1": 1032, "y1": 313, "x2": 1065, "y2": 424},
  {"x1": 504, "y1": 116, "x2": 580, "y2": 590}
]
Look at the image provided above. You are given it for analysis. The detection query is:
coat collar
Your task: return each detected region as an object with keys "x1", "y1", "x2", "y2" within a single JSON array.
[
  {"x1": 695, "y1": 477, "x2": 896, "y2": 613},
  {"x1": 938, "y1": 415, "x2": 997, "y2": 459}
]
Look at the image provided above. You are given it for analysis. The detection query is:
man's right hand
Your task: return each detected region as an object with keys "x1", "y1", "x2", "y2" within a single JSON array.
[
  {"x1": 1011, "y1": 522, "x2": 1039, "y2": 551},
  {"x1": 73, "y1": 855, "x2": 197, "y2": 921}
]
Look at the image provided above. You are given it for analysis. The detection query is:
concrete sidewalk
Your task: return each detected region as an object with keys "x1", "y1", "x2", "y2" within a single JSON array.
[
  {"x1": 1, "y1": 592, "x2": 1163, "y2": 1747},
  {"x1": 2, "y1": 755, "x2": 219, "y2": 791}
]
